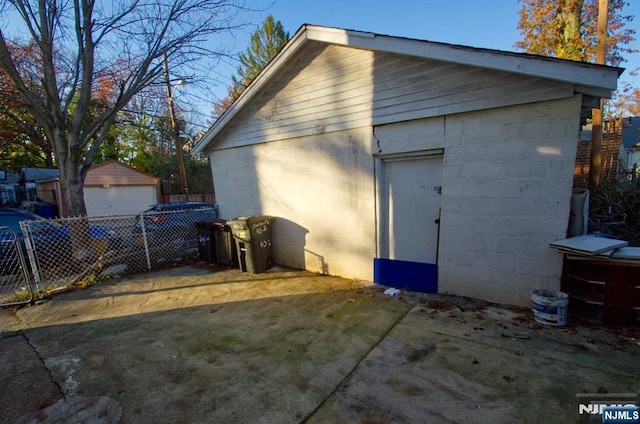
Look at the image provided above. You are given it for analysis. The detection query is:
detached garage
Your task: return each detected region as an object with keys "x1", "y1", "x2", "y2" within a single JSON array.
[
  {"x1": 193, "y1": 25, "x2": 621, "y2": 306},
  {"x1": 82, "y1": 161, "x2": 159, "y2": 216}
]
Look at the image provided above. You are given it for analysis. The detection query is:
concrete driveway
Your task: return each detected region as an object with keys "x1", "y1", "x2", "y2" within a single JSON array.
[{"x1": 0, "y1": 265, "x2": 638, "y2": 423}]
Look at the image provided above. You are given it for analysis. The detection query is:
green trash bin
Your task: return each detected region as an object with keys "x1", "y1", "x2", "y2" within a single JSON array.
[{"x1": 227, "y1": 216, "x2": 275, "y2": 273}]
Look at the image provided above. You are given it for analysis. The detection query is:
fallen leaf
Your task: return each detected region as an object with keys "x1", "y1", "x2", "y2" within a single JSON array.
[{"x1": 501, "y1": 331, "x2": 531, "y2": 340}]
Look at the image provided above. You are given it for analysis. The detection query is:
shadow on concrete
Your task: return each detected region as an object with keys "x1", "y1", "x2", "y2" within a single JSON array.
[
  {"x1": 2, "y1": 266, "x2": 638, "y2": 424},
  {"x1": 1, "y1": 268, "x2": 410, "y2": 423}
]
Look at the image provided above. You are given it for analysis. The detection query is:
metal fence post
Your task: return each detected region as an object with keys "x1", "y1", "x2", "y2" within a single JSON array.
[
  {"x1": 19, "y1": 223, "x2": 42, "y2": 298},
  {"x1": 140, "y1": 215, "x2": 152, "y2": 271}
]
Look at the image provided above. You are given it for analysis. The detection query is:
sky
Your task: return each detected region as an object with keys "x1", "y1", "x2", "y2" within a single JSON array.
[
  {"x1": 2, "y1": 0, "x2": 640, "y2": 129},
  {"x1": 204, "y1": 0, "x2": 530, "y2": 110},
  {"x1": 192, "y1": 0, "x2": 640, "y2": 127}
]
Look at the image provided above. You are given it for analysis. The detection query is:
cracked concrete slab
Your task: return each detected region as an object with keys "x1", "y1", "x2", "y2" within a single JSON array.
[
  {"x1": 306, "y1": 301, "x2": 639, "y2": 423},
  {"x1": 0, "y1": 265, "x2": 638, "y2": 423},
  {"x1": 0, "y1": 331, "x2": 63, "y2": 423}
]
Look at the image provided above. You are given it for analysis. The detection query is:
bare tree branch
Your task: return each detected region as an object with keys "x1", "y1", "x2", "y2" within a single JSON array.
[{"x1": 0, "y1": 0, "x2": 249, "y2": 216}]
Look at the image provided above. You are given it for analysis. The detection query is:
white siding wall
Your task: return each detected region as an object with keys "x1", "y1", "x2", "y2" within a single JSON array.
[
  {"x1": 212, "y1": 127, "x2": 376, "y2": 280},
  {"x1": 214, "y1": 43, "x2": 573, "y2": 150},
  {"x1": 215, "y1": 43, "x2": 375, "y2": 149}
]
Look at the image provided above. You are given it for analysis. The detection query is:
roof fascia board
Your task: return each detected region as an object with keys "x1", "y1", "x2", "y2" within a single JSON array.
[
  {"x1": 305, "y1": 25, "x2": 621, "y2": 92},
  {"x1": 192, "y1": 25, "x2": 310, "y2": 154},
  {"x1": 574, "y1": 84, "x2": 616, "y2": 99}
]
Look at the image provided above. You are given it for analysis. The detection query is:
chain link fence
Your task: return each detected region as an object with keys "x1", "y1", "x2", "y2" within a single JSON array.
[
  {"x1": 0, "y1": 207, "x2": 218, "y2": 302},
  {"x1": 0, "y1": 227, "x2": 32, "y2": 305}
]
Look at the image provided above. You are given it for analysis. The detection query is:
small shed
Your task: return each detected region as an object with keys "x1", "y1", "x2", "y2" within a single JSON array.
[
  {"x1": 83, "y1": 161, "x2": 159, "y2": 216},
  {"x1": 37, "y1": 161, "x2": 159, "y2": 217},
  {"x1": 193, "y1": 25, "x2": 622, "y2": 307}
]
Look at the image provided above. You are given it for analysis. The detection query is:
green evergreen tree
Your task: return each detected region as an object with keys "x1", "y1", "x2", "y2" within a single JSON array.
[
  {"x1": 232, "y1": 15, "x2": 290, "y2": 96},
  {"x1": 213, "y1": 15, "x2": 289, "y2": 118}
]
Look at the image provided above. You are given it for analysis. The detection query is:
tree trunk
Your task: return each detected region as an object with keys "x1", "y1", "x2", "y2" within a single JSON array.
[
  {"x1": 53, "y1": 131, "x2": 93, "y2": 262},
  {"x1": 59, "y1": 168, "x2": 86, "y2": 217},
  {"x1": 53, "y1": 130, "x2": 87, "y2": 217}
]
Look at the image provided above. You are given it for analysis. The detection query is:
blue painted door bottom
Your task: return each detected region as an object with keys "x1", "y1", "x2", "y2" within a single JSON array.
[{"x1": 373, "y1": 258, "x2": 438, "y2": 293}]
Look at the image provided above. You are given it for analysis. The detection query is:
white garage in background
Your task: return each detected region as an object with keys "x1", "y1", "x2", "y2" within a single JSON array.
[
  {"x1": 192, "y1": 25, "x2": 621, "y2": 307},
  {"x1": 83, "y1": 161, "x2": 159, "y2": 216}
]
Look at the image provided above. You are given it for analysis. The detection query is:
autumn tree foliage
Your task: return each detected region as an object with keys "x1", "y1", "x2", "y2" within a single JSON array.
[
  {"x1": 0, "y1": 41, "x2": 52, "y2": 171},
  {"x1": 213, "y1": 15, "x2": 289, "y2": 119},
  {"x1": 515, "y1": 0, "x2": 636, "y2": 66},
  {"x1": 0, "y1": 38, "x2": 143, "y2": 172},
  {"x1": 610, "y1": 77, "x2": 640, "y2": 116},
  {"x1": 621, "y1": 86, "x2": 640, "y2": 116},
  {"x1": 0, "y1": 0, "x2": 244, "y2": 216}
]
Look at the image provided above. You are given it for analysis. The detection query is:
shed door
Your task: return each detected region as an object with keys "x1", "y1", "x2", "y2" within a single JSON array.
[{"x1": 380, "y1": 155, "x2": 442, "y2": 263}]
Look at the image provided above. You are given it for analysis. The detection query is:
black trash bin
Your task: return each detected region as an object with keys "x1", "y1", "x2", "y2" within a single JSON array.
[
  {"x1": 212, "y1": 221, "x2": 238, "y2": 267},
  {"x1": 196, "y1": 221, "x2": 216, "y2": 263},
  {"x1": 228, "y1": 216, "x2": 275, "y2": 273}
]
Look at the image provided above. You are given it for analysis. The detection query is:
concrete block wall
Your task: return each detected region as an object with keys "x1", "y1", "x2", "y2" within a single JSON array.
[
  {"x1": 211, "y1": 127, "x2": 376, "y2": 280},
  {"x1": 212, "y1": 95, "x2": 584, "y2": 307},
  {"x1": 438, "y1": 95, "x2": 583, "y2": 306}
]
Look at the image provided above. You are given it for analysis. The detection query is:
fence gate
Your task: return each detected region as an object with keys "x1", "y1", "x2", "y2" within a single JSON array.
[{"x1": 0, "y1": 227, "x2": 33, "y2": 306}]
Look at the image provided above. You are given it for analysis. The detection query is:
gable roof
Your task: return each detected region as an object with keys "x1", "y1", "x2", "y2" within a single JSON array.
[
  {"x1": 21, "y1": 167, "x2": 60, "y2": 182},
  {"x1": 622, "y1": 117, "x2": 640, "y2": 149},
  {"x1": 84, "y1": 160, "x2": 158, "y2": 186},
  {"x1": 193, "y1": 24, "x2": 623, "y2": 155}
]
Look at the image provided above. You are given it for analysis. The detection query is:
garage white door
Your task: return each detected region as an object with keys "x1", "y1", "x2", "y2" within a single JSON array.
[
  {"x1": 379, "y1": 155, "x2": 443, "y2": 264},
  {"x1": 84, "y1": 186, "x2": 157, "y2": 216}
]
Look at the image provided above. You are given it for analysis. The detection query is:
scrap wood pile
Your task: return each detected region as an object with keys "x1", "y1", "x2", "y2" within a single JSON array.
[{"x1": 589, "y1": 179, "x2": 640, "y2": 246}]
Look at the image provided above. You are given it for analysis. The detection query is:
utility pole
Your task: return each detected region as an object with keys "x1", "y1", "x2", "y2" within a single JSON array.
[
  {"x1": 589, "y1": 0, "x2": 608, "y2": 189},
  {"x1": 163, "y1": 53, "x2": 189, "y2": 195}
]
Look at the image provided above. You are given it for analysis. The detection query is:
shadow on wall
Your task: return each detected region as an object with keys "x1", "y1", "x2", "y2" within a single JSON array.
[
  {"x1": 304, "y1": 248, "x2": 329, "y2": 275},
  {"x1": 273, "y1": 217, "x2": 327, "y2": 275}
]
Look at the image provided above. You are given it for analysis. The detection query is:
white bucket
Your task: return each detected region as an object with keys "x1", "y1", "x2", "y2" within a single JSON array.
[{"x1": 531, "y1": 290, "x2": 569, "y2": 326}]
